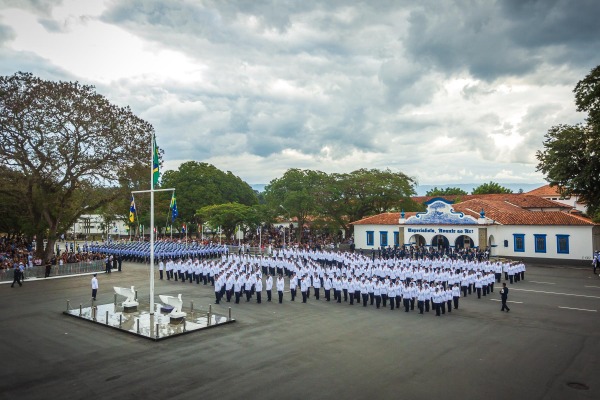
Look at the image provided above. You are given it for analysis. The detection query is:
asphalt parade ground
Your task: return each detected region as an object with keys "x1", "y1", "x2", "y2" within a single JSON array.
[{"x1": 1, "y1": 261, "x2": 599, "y2": 400}]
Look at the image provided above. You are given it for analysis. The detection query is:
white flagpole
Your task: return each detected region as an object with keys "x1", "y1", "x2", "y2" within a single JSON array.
[
  {"x1": 149, "y1": 137, "x2": 155, "y2": 316},
  {"x1": 259, "y1": 227, "x2": 262, "y2": 253}
]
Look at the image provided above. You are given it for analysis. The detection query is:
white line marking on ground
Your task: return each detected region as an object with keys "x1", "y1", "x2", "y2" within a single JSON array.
[
  {"x1": 558, "y1": 306, "x2": 597, "y2": 312},
  {"x1": 584, "y1": 285, "x2": 600, "y2": 289},
  {"x1": 490, "y1": 299, "x2": 523, "y2": 304},
  {"x1": 510, "y1": 288, "x2": 600, "y2": 299},
  {"x1": 529, "y1": 281, "x2": 556, "y2": 285}
]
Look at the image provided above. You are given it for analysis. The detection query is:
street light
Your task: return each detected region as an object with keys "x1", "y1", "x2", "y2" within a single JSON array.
[{"x1": 279, "y1": 205, "x2": 291, "y2": 248}]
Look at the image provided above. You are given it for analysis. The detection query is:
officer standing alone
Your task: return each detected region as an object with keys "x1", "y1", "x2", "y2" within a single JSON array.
[{"x1": 500, "y1": 283, "x2": 510, "y2": 312}]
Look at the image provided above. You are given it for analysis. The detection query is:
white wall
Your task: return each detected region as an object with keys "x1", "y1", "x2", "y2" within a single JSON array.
[
  {"x1": 488, "y1": 225, "x2": 594, "y2": 261},
  {"x1": 354, "y1": 224, "x2": 398, "y2": 249}
]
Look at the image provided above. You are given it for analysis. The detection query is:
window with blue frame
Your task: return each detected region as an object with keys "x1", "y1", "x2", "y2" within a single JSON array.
[
  {"x1": 556, "y1": 235, "x2": 570, "y2": 254},
  {"x1": 394, "y1": 231, "x2": 399, "y2": 247},
  {"x1": 366, "y1": 231, "x2": 374, "y2": 246},
  {"x1": 380, "y1": 231, "x2": 388, "y2": 247},
  {"x1": 534, "y1": 234, "x2": 546, "y2": 253},
  {"x1": 513, "y1": 234, "x2": 525, "y2": 252}
]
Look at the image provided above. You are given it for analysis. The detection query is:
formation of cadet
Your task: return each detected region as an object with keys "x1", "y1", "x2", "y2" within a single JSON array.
[
  {"x1": 154, "y1": 248, "x2": 526, "y2": 317},
  {"x1": 88, "y1": 240, "x2": 228, "y2": 262}
]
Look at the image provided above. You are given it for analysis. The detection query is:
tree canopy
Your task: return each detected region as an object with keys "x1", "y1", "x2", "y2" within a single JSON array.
[
  {"x1": 160, "y1": 161, "x2": 258, "y2": 232},
  {"x1": 471, "y1": 181, "x2": 512, "y2": 195},
  {"x1": 264, "y1": 168, "x2": 420, "y2": 240},
  {"x1": 0, "y1": 72, "x2": 153, "y2": 260},
  {"x1": 425, "y1": 186, "x2": 468, "y2": 196},
  {"x1": 196, "y1": 202, "x2": 260, "y2": 239},
  {"x1": 537, "y1": 65, "x2": 600, "y2": 221}
]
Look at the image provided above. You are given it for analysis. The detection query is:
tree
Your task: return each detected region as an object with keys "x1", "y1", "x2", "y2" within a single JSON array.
[
  {"x1": 0, "y1": 72, "x2": 153, "y2": 261},
  {"x1": 425, "y1": 186, "x2": 468, "y2": 196},
  {"x1": 537, "y1": 65, "x2": 600, "y2": 221},
  {"x1": 318, "y1": 169, "x2": 420, "y2": 237},
  {"x1": 159, "y1": 161, "x2": 258, "y2": 233},
  {"x1": 264, "y1": 169, "x2": 327, "y2": 241},
  {"x1": 195, "y1": 202, "x2": 260, "y2": 239},
  {"x1": 471, "y1": 181, "x2": 512, "y2": 195}
]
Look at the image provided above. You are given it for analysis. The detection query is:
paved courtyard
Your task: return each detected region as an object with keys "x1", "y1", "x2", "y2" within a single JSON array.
[{"x1": 1, "y1": 261, "x2": 599, "y2": 400}]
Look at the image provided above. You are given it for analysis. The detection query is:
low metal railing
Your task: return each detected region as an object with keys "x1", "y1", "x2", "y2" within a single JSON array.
[{"x1": 0, "y1": 260, "x2": 105, "y2": 282}]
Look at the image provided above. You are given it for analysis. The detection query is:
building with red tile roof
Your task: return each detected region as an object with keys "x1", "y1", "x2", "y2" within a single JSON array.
[{"x1": 352, "y1": 196, "x2": 599, "y2": 264}]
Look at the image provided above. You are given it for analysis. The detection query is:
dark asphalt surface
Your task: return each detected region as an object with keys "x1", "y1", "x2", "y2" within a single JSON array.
[{"x1": 1, "y1": 261, "x2": 599, "y2": 400}]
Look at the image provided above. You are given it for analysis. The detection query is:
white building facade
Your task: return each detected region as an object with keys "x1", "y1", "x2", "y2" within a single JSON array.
[{"x1": 352, "y1": 197, "x2": 599, "y2": 264}]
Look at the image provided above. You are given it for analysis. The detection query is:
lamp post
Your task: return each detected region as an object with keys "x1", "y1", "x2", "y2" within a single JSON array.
[{"x1": 279, "y1": 205, "x2": 291, "y2": 248}]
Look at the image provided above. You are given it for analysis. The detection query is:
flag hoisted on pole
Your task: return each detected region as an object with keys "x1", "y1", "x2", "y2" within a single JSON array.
[
  {"x1": 149, "y1": 134, "x2": 159, "y2": 316},
  {"x1": 170, "y1": 192, "x2": 178, "y2": 222},
  {"x1": 152, "y1": 135, "x2": 160, "y2": 186},
  {"x1": 129, "y1": 195, "x2": 137, "y2": 223}
]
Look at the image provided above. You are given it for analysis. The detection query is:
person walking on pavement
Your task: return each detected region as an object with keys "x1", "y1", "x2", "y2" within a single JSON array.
[
  {"x1": 500, "y1": 282, "x2": 510, "y2": 312},
  {"x1": 11, "y1": 264, "x2": 23, "y2": 287}
]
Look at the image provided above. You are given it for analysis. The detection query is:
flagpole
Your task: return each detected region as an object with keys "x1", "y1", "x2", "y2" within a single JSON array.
[{"x1": 149, "y1": 136, "x2": 155, "y2": 316}]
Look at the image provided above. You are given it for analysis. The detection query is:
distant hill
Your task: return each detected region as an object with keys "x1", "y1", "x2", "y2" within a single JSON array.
[
  {"x1": 415, "y1": 183, "x2": 544, "y2": 196},
  {"x1": 251, "y1": 183, "x2": 545, "y2": 195}
]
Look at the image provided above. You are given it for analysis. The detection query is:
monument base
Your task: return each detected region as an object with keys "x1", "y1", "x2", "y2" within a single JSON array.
[
  {"x1": 169, "y1": 311, "x2": 187, "y2": 324},
  {"x1": 122, "y1": 301, "x2": 139, "y2": 313}
]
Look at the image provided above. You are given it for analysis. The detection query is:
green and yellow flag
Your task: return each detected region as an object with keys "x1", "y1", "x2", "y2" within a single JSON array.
[{"x1": 152, "y1": 135, "x2": 160, "y2": 186}]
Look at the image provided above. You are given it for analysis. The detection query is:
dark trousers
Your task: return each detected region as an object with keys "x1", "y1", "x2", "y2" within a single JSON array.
[
  {"x1": 396, "y1": 296, "x2": 401, "y2": 309},
  {"x1": 418, "y1": 300, "x2": 424, "y2": 314},
  {"x1": 375, "y1": 295, "x2": 381, "y2": 308},
  {"x1": 343, "y1": 289, "x2": 348, "y2": 302},
  {"x1": 389, "y1": 297, "x2": 395, "y2": 310},
  {"x1": 45, "y1": 265, "x2": 51, "y2": 278},
  {"x1": 336, "y1": 290, "x2": 341, "y2": 303},
  {"x1": 403, "y1": 298, "x2": 410, "y2": 312},
  {"x1": 441, "y1": 301, "x2": 446, "y2": 314},
  {"x1": 278, "y1": 290, "x2": 283, "y2": 303},
  {"x1": 477, "y1": 287, "x2": 482, "y2": 298},
  {"x1": 267, "y1": 290, "x2": 272, "y2": 302},
  {"x1": 314, "y1": 288, "x2": 320, "y2": 300},
  {"x1": 92, "y1": 288, "x2": 97, "y2": 299},
  {"x1": 291, "y1": 288, "x2": 297, "y2": 301},
  {"x1": 324, "y1": 289, "x2": 331, "y2": 301},
  {"x1": 435, "y1": 303, "x2": 441, "y2": 316},
  {"x1": 256, "y1": 292, "x2": 262, "y2": 303},
  {"x1": 453, "y1": 296, "x2": 459, "y2": 309},
  {"x1": 447, "y1": 300, "x2": 452, "y2": 313},
  {"x1": 382, "y1": 294, "x2": 387, "y2": 307},
  {"x1": 462, "y1": 286, "x2": 468, "y2": 297},
  {"x1": 215, "y1": 291, "x2": 220, "y2": 304},
  {"x1": 362, "y1": 294, "x2": 368, "y2": 307},
  {"x1": 369, "y1": 293, "x2": 374, "y2": 305},
  {"x1": 501, "y1": 299, "x2": 510, "y2": 311},
  {"x1": 226, "y1": 290, "x2": 232, "y2": 302},
  {"x1": 159, "y1": 270, "x2": 163, "y2": 280},
  {"x1": 495, "y1": 273, "x2": 501, "y2": 283},
  {"x1": 410, "y1": 298, "x2": 415, "y2": 310},
  {"x1": 509, "y1": 275, "x2": 514, "y2": 284},
  {"x1": 425, "y1": 299, "x2": 430, "y2": 312},
  {"x1": 302, "y1": 291, "x2": 307, "y2": 303}
]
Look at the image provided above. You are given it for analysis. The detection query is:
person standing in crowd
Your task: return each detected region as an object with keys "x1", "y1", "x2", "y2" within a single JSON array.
[
  {"x1": 158, "y1": 259, "x2": 164, "y2": 280},
  {"x1": 276, "y1": 274, "x2": 285, "y2": 304},
  {"x1": 500, "y1": 283, "x2": 510, "y2": 312},
  {"x1": 265, "y1": 274, "x2": 273, "y2": 302},
  {"x1": 91, "y1": 273, "x2": 98, "y2": 300}
]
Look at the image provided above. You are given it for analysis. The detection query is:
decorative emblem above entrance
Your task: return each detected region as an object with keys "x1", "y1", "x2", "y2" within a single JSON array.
[{"x1": 404, "y1": 198, "x2": 478, "y2": 225}]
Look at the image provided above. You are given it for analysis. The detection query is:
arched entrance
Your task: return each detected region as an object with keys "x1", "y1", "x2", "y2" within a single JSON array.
[
  {"x1": 431, "y1": 234, "x2": 449, "y2": 250},
  {"x1": 455, "y1": 235, "x2": 474, "y2": 249},
  {"x1": 488, "y1": 235, "x2": 496, "y2": 256},
  {"x1": 408, "y1": 234, "x2": 426, "y2": 247}
]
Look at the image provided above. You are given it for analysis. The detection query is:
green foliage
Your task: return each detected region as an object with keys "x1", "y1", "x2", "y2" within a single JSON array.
[
  {"x1": 159, "y1": 161, "x2": 258, "y2": 232},
  {"x1": 264, "y1": 168, "x2": 418, "y2": 240},
  {"x1": 425, "y1": 186, "x2": 468, "y2": 196},
  {"x1": 537, "y1": 65, "x2": 600, "y2": 221},
  {"x1": 0, "y1": 72, "x2": 153, "y2": 260},
  {"x1": 196, "y1": 202, "x2": 260, "y2": 239},
  {"x1": 471, "y1": 181, "x2": 512, "y2": 195}
]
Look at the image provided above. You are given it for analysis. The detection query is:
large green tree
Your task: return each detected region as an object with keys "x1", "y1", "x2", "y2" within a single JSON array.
[
  {"x1": 196, "y1": 202, "x2": 260, "y2": 239},
  {"x1": 264, "y1": 168, "x2": 327, "y2": 241},
  {"x1": 537, "y1": 65, "x2": 600, "y2": 221},
  {"x1": 471, "y1": 181, "x2": 512, "y2": 195},
  {"x1": 0, "y1": 72, "x2": 153, "y2": 261},
  {"x1": 425, "y1": 186, "x2": 468, "y2": 196},
  {"x1": 159, "y1": 161, "x2": 258, "y2": 232}
]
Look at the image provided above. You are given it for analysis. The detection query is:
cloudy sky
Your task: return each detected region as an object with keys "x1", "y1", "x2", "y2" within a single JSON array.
[{"x1": 1, "y1": 0, "x2": 599, "y2": 186}]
